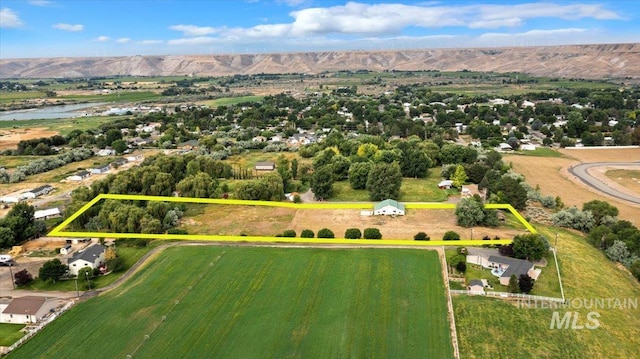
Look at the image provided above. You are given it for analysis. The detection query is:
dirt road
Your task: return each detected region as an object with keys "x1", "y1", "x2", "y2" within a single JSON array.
[{"x1": 569, "y1": 162, "x2": 640, "y2": 205}]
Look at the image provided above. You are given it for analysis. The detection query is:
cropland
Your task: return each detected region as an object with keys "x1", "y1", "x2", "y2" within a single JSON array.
[{"x1": 8, "y1": 246, "x2": 453, "y2": 359}]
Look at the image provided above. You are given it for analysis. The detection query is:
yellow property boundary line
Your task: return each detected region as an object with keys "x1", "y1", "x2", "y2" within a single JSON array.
[{"x1": 49, "y1": 194, "x2": 537, "y2": 246}]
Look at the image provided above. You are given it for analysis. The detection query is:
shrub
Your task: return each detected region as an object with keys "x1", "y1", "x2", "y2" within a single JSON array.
[
  {"x1": 414, "y1": 232, "x2": 429, "y2": 241},
  {"x1": 300, "y1": 229, "x2": 314, "y2": 238},
  {"x1": 344, "y1": 228, "x2": 362, "y2": 239},
  {"x1": 519, "y1": 274, "x2": 535, "y2": 294},
  {"x1": 455, "y1": 261, "x2": 467, "y2": 273},
  {"x1": 317, "y1": 228, "x2": 335, "y2": 238},
  {"x1": 281, "y1": 230, "x2": 296, "y2": 237},
  {"x1": 363, "y1": 228, "x2": 382, "y2": 239},
  {"x1": 293, "y1": 194, "x2": 301, "y2": 203},
  {"x1": 456, "y1": 247, "x2": 468, "y2": 255},
  {"x1": 14, "y1": 269, "x2": 33, "y2": 286},
  {"x1": 443, "y1": 231, "x2": 461, "y2": 241},
  {"x1": 167, "y1": 228, "x2": 188, "y2": 235}
]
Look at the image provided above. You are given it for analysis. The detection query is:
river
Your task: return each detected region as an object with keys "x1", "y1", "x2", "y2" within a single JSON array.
[{"x1": 0, "y1": 102, "x2": 107, "y2": 121}]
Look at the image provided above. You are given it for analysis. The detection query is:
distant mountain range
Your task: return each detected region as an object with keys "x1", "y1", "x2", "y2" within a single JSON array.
[{"x1": 1, "y1": 43, "x2": 638, "y2": 80}]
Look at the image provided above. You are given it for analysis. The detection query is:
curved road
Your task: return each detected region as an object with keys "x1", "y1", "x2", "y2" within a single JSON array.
[{"x1": 568, "y1": 162, "x2": 640, "y2": 205}]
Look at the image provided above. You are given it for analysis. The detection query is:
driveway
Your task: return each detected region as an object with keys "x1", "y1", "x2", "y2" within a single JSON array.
[{"x1": 568, "y1": 162, "x2": 640, "y2": 205}]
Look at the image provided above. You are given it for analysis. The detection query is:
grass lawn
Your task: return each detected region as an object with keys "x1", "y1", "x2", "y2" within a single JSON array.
[
  {"x1": 9, "y1": 247, "x2": 453, "y2": 359},
  {"x1": 453, "y1": 224, "x2": 640, "y2": 358},
  {"x1": 0, "y1": 324, "x2": 26, "y2": 346},
  {"x1": 505, "y1": 147, "x2": 565, "y2": 158},
  {"x1": 331, "y1": 174, "x2": 456, "y2": 202}
]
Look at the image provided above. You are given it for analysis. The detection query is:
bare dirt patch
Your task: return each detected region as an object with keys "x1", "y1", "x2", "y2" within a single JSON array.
[
  {"x1": 0, "y1": 128, "x2": 59, "y2": 150},
  {"x1": 184, "y1": 205, "x2": 522, "y2": 240},
  {"x1": 604, "y1": 169, "x2": 640, "y2": 195},
  {"x1": 506, "y1": 151, "x2": 640, "y2": 222}
]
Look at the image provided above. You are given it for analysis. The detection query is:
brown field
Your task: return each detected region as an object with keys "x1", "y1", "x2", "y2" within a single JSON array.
[
  {"x1": 506, "y1": 148, "x2": 640, "y2": 222},
  {"x1": 183, "y1": 204, "x2": 523, "y2": 240},
  {"x1": 0, "y1": 127, "x2": 59, "y2": 150},
  {"x1": 605, "y1": 169, "x2": 640, "y2": 195}
]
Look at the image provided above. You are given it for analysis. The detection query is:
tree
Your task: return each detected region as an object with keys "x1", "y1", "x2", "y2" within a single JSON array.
[
  {"x1": 112, "y1": 139, "x2": 128, "y2": 154},
  {"x1": 0, "y1": 227, "x2": 15, "y2": 248},
  {"x1": 605, "y1": 240, "x2": 632, "y2": 266},
  {"x1": 507, "y1": 275, "x2": 519, "y2": 293},
  {"x1": 282, "y1": 229, "x2": 296, "y2": 237},
  {"x1": 443, "y1": 231, "x2": 461, "y2": 241},
  {"x1": 414, "y1": 232, "x2": 430, "y2": 241},
  {"x1": 344, "y1": 228, "x2": 362, "y2": 239},
  {"x1": 455, "y1": 261, "x2": 467, "y2": 273},
  {"x1": 583, "y1": 200, "x2": 619, "y2": 225},
  {"x1": 451, "y1": 165, "x2": 467, "y2": 189},
  {"x1": 363, "y1": 228, "x2": 382, "y2": 239},
  {"x1": 366, "y1": 162, "x2": 402, "y2": 201},
  {"x1": 300, "y1": 229, "x2": 314, "y2": 238},
  {"x1": 630, "y1": 260, "x2": 640, "y2": 281},
  {"x1": 348, "y1": 162, "x2": 371, "y2": 190},
  {"x1": 331, "y1": 155, "x2": 351, "y2": 181},
  {"x1": 495, "y1": 177, "x2": 527, "y2": 210},
  {"x1": 518, "y1": 274, "x2": 535, "y2": 294},
  {"x1": 14, "y1": 269, "x2": 33, "y2": 286},
  {"x1": 455, "y1": 197, "x2": 485, "y2": 227},
  {"x1": 291, "y1": 158, "x2": 299, "y2": 179},
  {"x1": 311, "y1": 165, "x2": 334, "y2": 200},
  {"x1": 507, "y1": 136, "x2": 519, "y2": 150},
  {"x1": 317, "y1": 228, "x2": 335, "y2": 238},
  {"x1": 39, "y1": 258, "x2": 68, "y2": 283},
  {"x1": 512, "y1": 234, "x2": 549, "y2": 261}
]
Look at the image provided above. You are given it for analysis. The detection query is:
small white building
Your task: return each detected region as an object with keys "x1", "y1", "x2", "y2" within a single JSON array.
[
  {"x1": 60, "y1": 244, "x2": 73, "y2": 255},
  {"x1": 373, "y1": 199, "x2": 405, "y2": 216},
  {"x1": 255, "y1": 161, "x2": 275, "y2": 171},
  {"x1": 438, "y1": 180, "x2": 453, "y2": 189},
  {"x1": 34, "y1": 207, "x2": 61, "y2": 220},
  {"x1": 67, "y1": 244, "x2": 106, "y2": 276},
  {"x1": 68, "y1": 170, "x2": 91, "y2": 181},
  {"x1": 90, "y1": 165, "x2": 110, "y2": 174}
]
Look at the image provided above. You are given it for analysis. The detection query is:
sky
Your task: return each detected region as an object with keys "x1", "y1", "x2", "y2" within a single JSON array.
[{"x1": 0, "y1": 0, "x2": 638, "y2": 59}]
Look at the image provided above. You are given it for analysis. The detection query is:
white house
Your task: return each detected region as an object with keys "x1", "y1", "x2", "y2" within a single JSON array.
[
  {"x1": 373, "y1": 199, "x2": 405, "y2": 216},
  {"x1": 520, "y1": 144, "x2": 537, "y2": 151},
  {"x1": 68, "y1": 170, "x2": 91, "y2": 181},
  {"x1": 23, "y1": 185, "x2": 54, "y2": 199},
  {"x1": 0, "y1": 296, "x2": 59, "y2": 324},
  {"x1": 255, "y1": 161, "x2": 275, "y2": 171},
  {"x1": 34, "y1": 207, "x2": 61, "y2": 220},
  {"x1": 67, "y1": 244, "x2": 106, "y2": 276},
  {"x1": 438, "y1": 180, "x2": 453, "y2": 189},
  {"x1": 467, "y1": 253, "x2": 541, "y2": 286},
  {"x1": 90, "y1": 165, "x2": 110, "y2": 174}
]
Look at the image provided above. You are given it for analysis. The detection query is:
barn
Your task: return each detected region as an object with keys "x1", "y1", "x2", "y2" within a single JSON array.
[{"x1": 373, "y1": 199, "x2": 405, "y2": 216}]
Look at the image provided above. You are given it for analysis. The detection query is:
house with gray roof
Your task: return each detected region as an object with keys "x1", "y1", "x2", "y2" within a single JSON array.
[
  {"x1": 0, "y1": 296, "x2": 59, "y2": 324},
  {"x1": 67, "y1": 244, "x2": 106, "y2": 276},
  {"x1": 467, "y1": 251, "x2": 541, "y2": 286}
]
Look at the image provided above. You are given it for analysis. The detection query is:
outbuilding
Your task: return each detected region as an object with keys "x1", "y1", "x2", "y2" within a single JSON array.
[
  {"x1": 373, "y1": 199, "x2": 405, "y2": 216},
  {"x1": 255, "y1": 161, "x2": 275, "y2": 171}
]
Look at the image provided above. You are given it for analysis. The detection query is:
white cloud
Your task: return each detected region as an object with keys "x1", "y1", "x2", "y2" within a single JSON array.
[
  {"x1": 169, "y1": 24, "x2": 219, "y2": 37},
  {"x1": 28, "y1": 0, "x2": 52, "y2": 6},
  {"x1": 95, "y1": 36, "x2": 110, "y2": 42},
  {"x1": 168, "y1": 36, "x2": 217, "y2": 45},
  {"x1": 138, "y1": 40, "x2": 164, "y2": 45},
  {"x1": 276, "y1": 0, "x2": 307, "y2": 6},
  {"x1": 53, "y1": 23, "x2": 84, "y2": 32},
  {"x1": 0, "y1": 8, "x2": 23, "y2": 28},
  {"x1": 116, "y1": 38, "x2": 130, "y2": 43}
]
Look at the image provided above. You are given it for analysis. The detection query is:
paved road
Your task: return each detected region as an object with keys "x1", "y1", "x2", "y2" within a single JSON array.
[{"x1": 568, "y1": 162, "x2": 640, "y2": 205}]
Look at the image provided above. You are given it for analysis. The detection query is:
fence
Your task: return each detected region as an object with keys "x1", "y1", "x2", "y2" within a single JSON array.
[
  {"x1": 3, "y1": 300, "x2": 76, "y2": 356},
  {"x1": 450, "y1": 289, "x2": 565, "y2": 303}
]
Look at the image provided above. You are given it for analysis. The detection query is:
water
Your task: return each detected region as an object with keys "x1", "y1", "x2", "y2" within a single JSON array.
[{"x1": 0, "y1": 102, "x2": 107, "y2": 121}]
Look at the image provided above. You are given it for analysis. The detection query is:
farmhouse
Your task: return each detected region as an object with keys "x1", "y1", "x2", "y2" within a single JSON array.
[
  {"x1": 67, "y1": 244, "x2": 106, "y2": 276},
  {"x1": 68, "y1": 170, "x2": 90, "y2": 181},
  {"x1": 374, "y1": 199, "x2": 405, "y2": 216},
  {"x1": 0, "y1": 296, "x2": 59, "y2": 324},
  {"x1": 467, "y1": 252, "x2": 541, "y2": 286},
  {"x1": 255, "y1": 161, "x2": 275, "y2": 171},
  {"x1": 34, "y1": 207, "x2": 61, "y2": 220}
]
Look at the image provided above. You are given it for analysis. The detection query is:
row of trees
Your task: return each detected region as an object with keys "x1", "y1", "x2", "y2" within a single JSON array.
[{"x1": 0, "y1": 148, "x2": 93, "y2": 184}]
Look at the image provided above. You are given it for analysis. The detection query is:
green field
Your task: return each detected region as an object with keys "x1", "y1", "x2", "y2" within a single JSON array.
[
  {"x1": 203, "y1": 95, "x2": 264, "y2": 107},
  {"x1": 453, "y1": 225, "x2": 640, "y2": 358},
  {"x1": 331, "y1": 175, "x2": 457, "y2": 202},
  {"x1": 0, "y1": 115, "x2": 123, "y2": 135},
  {"x1": 9, "y1": 246, "x2": 453, "y2": 359},
  {"x1": 0, "y1": 324, "x2": 26, "y2": 346}
]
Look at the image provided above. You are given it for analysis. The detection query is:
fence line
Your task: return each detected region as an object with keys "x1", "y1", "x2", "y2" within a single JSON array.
[
  {"x1": 450, "y1": 289, "x2": 565, "y2": 303},
  {"x1": 440, "y1": 247, "x2": 460, "y2": 359}
]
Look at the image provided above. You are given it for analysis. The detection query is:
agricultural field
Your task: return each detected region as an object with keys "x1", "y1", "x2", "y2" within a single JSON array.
[
  {"x1": 8, "y1": 246, "x2": 453, "y2": 359},
  {"x1": 0, "y1": 115, "x2": 127, "y2": 137},
  {"x1": 453, "y1": 224, "x2": 640, "y2": 358},
  {"x1": 203, "y1": 95, "x2": 264, "y2": 107},
  {"x1": 180, "y1": 203, "x2": 524, "y2": 240}
]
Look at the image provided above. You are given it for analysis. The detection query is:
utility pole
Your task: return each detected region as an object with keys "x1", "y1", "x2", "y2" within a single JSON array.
[
  {"x1": 75, "y1": 276, "x2": 79, "y2": 298},
  {"x1": 8, "y1": 263, "x2": 15, "y2": 289}
]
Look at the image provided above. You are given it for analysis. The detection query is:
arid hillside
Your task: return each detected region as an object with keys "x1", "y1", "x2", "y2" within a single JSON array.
[{"x1": 1, "y1": 43, "x2": 638, "y2": 80}]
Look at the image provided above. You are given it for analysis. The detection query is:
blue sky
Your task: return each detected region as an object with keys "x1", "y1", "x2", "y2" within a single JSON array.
[{"x1": 0, "y1": 0, "x2": 638, "y2": 59}]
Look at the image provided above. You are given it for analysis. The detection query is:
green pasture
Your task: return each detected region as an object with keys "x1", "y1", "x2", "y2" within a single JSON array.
[
  {"x1": 0, "y1": 324, "x2": 26, "y2": 346},
  {"x1": 9, "y1": 246, "x2": 453, "y2": 359}
]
